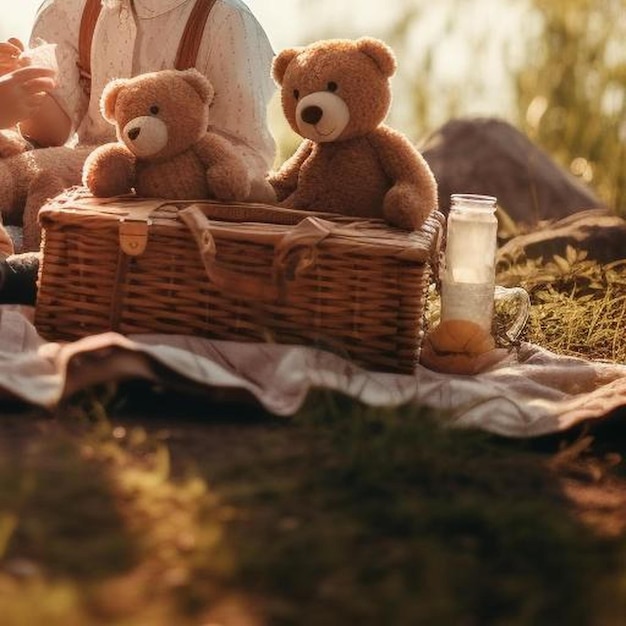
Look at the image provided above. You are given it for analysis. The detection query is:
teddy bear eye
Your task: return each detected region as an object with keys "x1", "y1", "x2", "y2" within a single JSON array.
[
  {"x1": 327, "y1": 81, "x2": 338, "y2": 92},
  {"x1": 149, "y1": 105, "x2": 160, "y2": 115},
  {"x1": 293, "y1": 89, "x2": 300, "y2": 100}
]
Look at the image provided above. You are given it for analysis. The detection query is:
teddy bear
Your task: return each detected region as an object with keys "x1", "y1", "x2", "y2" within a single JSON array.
[
  {"x1": 82, "y1": 68, "x2": 255, "y2": 203},
  {"x1": 0, "y1": 136, "x2": 87, "y2": 303},
  {"x1": 269, "y1": 37, "x2": 438, "y2": 230},
  {"x1": 0, "y1": 140, "x2": 89, "y2": 304},
  {"x1": 0, "y1": 143, "x2": 94, "y2": 251}
]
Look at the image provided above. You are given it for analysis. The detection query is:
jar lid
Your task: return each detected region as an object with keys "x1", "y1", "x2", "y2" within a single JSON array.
[{"x1": 450, "y1": 194, "x2": 497, "y2": 211}]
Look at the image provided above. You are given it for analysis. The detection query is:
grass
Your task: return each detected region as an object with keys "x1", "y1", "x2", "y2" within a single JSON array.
[
  {"x1": 1, "y1": 253, "x2": 626, "y2": 624},
  {"x1": 497, "y1": 246, "x2": 626, "y2": 361},
  {"x1": 213, "y1": 396, "x2": 625, "y2": 626},
  {"x1": 0, "y1": 387, "x2": 626, "y2": 625}
]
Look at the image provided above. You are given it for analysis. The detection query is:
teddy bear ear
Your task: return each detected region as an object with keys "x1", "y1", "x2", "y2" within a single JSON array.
[
  {"x1": 271, "y1": 47, "x2": 301, "y2": 86},
  {"x1": 100, "y1": 78, "x2": 128, "y2": 124},
  {"x1": 355, "y1": 37, "x2": 397, "y2": 78},
  {"x1": 180, "y1": 68, "x2": 215, "y2": 105}
]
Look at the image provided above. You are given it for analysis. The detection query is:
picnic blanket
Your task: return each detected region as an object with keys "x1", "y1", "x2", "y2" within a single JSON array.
[{"x1": 1, "y1": 305, "x2": 626, "y2": 437}]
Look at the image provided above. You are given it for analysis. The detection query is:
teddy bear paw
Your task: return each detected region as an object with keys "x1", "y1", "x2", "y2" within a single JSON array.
[
  {"x1": 206, "y1": 165, "x2": 251, "y2": 202},
  {"x1": 82, "y1": 143, "x2": 136, "y2": 198},
  {"x1": 383, "y1": 184, "x2": 431, "y2": 230},
  {"x1": 0, "y1": 130, "x2": 30, "y2": 159}
]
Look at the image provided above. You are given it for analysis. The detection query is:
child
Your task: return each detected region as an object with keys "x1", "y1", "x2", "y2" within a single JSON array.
[
  {"x1": 0, "y1": 55, "x2": 57, "y2": 304},
  {"x1": 0, "y1": 38, "x2": 56, "y2": 151},
  {"x1": 19, "y1": 0, "x2": 277, "y2": 193},
  {"x1": 0, "y1": 41, "x2": 57, "y2": 263},
  {"x1": 0, "y1": 67, "x2": 56, "y2": 132}
]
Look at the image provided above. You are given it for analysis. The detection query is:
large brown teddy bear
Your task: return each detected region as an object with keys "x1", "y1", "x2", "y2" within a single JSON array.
[
  {"x1": 82, "y1": 68, "x2": 253, "y2": 202},
  {"x1": 269, "y1": 37, "x2": 438, "y2": 230}
]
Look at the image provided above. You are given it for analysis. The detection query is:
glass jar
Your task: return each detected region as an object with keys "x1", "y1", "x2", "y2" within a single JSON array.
[{"x1": 440, "y1": 194, "x2": 498, "y2": 331}]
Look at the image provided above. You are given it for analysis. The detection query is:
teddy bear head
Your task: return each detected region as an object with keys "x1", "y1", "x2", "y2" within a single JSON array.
[
  {"x1": 272, "y1": 37, "x2": 397, "y2": 144},
  {"x1": 99, "y1": 68, "x2": 213, "y2": 161}
]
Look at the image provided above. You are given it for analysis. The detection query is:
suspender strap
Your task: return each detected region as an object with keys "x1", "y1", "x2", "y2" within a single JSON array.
[
  {"x1": 77, "y1": 0, "x2": 216, "y2": 94},
  {"x1": 174, "y1": 0, "x2": 218, "y2": 70},
  {"x1": 77, "y1": 0, "x2": 102, "y2": 91}
]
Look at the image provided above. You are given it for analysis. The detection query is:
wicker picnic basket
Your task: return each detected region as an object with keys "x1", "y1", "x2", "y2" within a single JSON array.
[{"x1": 34, "y1": 190, "x2": 444, "y2": 373}]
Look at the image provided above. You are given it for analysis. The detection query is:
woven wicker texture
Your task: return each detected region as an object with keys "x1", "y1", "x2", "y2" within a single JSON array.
[{"x1": 35, "y1": 191, "x2": 444, "y2": 373}]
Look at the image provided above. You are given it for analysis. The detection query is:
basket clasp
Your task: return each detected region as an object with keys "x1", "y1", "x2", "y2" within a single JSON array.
[{"x1": 119, "y1": 217, "x2": 152, "y2": 256}]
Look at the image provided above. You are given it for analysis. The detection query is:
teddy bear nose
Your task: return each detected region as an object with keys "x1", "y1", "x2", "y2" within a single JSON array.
[
  {"x1": 127, "y1": 127, "x2": 141, "y2": 141},
  {"x1": 300, "y1": 105, "x2": 323, "y2": 125}
]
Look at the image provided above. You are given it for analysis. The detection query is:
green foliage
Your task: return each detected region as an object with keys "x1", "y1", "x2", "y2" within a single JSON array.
[
  {"x1": 514, "y1": 0, "x2": 626, "y2": 213},
  {"x1": 0, "y1": 438, "x2": 134, "y2": 580},
  {"x1": 497, "y1": 246, "x2": 626, "y2": 361}
]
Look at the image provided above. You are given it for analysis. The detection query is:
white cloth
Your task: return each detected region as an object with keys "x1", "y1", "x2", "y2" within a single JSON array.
[
  {"x1": 30, "y1": 0, "x2": 277, "y2": 175},
  {"x1": 2, "y1": 306, "x2": 626, "y2": 438}
]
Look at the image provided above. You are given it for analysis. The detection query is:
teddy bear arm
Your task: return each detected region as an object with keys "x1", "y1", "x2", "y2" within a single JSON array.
[
  {"x1": 194, "y1": 133, "x2": 251, "y2": 202},
  {"x1": 268, "y1": 141, "x2": 312, "y2": 202},
  {"x1": 368, "y1": 127, "x2": 436, "y2": 190},
  {"x1": 369, "y1": 127, "x2": 439, "y2": 230},
  {"x1": 194, "y1": 132, "x2": 236, "y2": 167},
  {"x1": 22, "y1": 171, "x2": 69, "y2": 252},
  {"x1": 82, "y1": 143, "x2": 136, "y2": 198}
]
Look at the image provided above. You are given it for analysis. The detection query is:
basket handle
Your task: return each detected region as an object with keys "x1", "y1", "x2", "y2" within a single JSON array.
[{"x1": 179, "y1": 204, "x2": 333, "y2": 301}]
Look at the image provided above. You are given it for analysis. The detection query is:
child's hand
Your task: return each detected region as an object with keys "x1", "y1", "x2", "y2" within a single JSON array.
[
  {"x1": 0, "y1": 38, "x2": 27, "y2": 76},
  {"x1": 0, "y1": 66, "x2": 57, "y2": 129}
]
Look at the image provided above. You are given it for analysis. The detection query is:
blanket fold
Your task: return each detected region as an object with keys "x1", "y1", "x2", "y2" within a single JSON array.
[{"x1": 1, "y1": 306, "x2": 625, "y2": 437}]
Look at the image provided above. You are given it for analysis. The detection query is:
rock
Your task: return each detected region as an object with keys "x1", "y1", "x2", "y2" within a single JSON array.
[
  {"x1": 420, "y1": 117, "x2": 607, "y2": 224},
  {"x1": 496, "y1": 209, "x2": 626, "y2": 265}
]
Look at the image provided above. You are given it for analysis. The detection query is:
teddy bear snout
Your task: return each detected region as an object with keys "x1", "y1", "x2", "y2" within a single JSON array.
[
  {"x1": 301, "y1": 105, "x2": 323, "y2": 125},
  {"x1": 127, "y1": 127, "x2": 141, "y2": 141},
  {"x1": 122, "y1": 116, "x2": 169, "y2": 158},
  {"x1": 295, "y1": 91, "x2": 350, "y2": 143}
]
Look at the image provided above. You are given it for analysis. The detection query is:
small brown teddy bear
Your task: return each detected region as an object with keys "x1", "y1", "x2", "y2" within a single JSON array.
[
  {"x1": 82, "y1": 68, "x2": 251, "y2": 202},
  {"x1": 269, "y1": 37, "x2": 438, "y2": 230},
  {"x1": 0, "y1": 143, "x2": 93, "y2": 251}
]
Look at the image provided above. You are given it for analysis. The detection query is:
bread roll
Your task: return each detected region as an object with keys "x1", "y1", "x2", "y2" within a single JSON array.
[{"x1": 420, "y1": 319, "x2": 500, "y2": 375}]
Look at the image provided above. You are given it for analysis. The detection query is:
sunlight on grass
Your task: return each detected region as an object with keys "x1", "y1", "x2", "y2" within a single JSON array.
[{"x1": 0, "y1": 390, "x2": 233, "y2": 626}]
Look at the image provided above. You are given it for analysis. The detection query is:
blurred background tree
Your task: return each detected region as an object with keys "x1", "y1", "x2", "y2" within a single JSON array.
[
  {"x1": 514, "y1": 0, "x2": 625, "y2": 214},
  {"x1": 295, "y1": 0, "x2": 625, "y2": 214}
]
